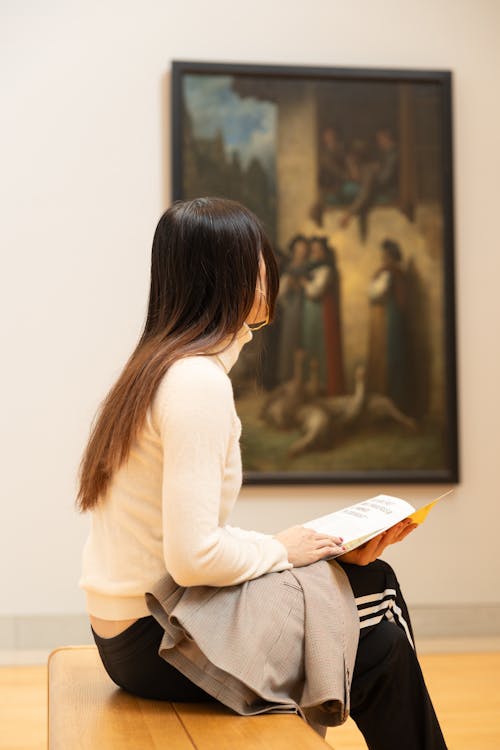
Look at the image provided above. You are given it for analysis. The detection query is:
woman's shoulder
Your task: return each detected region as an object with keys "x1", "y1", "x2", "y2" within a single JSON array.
[
  {"x1": 169, "y1": 352, "x2": 230, "y2": 381},
  {"x1": 154, "y1": 354, "x2": 233, "y2": 411},
  {"x1": 151, "y1": 355, "x2": 235, "y2": 433}
]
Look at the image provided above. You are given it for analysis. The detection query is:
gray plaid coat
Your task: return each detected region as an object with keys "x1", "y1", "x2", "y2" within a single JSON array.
[{"x1": 146, "y1": 560, "x2": 359, "y2": 730}]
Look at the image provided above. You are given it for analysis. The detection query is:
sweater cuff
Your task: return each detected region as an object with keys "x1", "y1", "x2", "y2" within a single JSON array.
[
  {"x1": 267, "y1": 537, "x2": 293, "y2": 572},
  {"x1": 84, "y1": 590, "x2": 151, "y2": 620},
  {"x1": 224, "y1": 525, "x2": 292, "y2": 571}
]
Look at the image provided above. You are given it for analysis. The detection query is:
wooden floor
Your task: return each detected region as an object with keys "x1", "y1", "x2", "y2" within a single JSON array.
[
  {"x1": 326, "y1": 652, "x2": 500, "y2": 750},
  {"x1": 1, "y1": 652, "x2": 499, "y2": 750}
]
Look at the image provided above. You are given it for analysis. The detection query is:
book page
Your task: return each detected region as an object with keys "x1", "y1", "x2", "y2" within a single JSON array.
[{"x1": 303, "y1": 494, "x2": 416, "y2": 552}]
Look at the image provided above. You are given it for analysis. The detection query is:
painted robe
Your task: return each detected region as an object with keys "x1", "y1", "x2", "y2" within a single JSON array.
[{"x1": 301, "y1": 263, "x2": 345, "y2": 396}]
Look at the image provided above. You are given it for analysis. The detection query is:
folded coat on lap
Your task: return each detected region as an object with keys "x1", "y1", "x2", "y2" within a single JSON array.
[{"x1": 146, "y1": 559, "x2": 360, "y2": 732}]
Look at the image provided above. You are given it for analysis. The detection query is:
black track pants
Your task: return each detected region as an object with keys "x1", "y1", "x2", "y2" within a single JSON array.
[{"x1": 338, "y1": 559, "x2": 448, "y2": 750}]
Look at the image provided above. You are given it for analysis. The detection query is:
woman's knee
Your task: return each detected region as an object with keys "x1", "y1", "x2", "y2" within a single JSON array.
[
  {"x1": 368, "y1": 558, "x2": 395, "y2": 577},
  {"x1": 379, "y1": 619, "x2": 415, "y2": 673},
  {"x1": 369, "y1": 558, "x2": 403, "y2": 593},
  {"x1": 353, "y1": 619, "x2": 414, "y2": 691}
]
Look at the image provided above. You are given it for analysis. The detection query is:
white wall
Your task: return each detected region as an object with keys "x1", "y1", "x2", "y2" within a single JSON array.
[{"x1": 2, "y1": 0, "x2": 499, "y2": 617}]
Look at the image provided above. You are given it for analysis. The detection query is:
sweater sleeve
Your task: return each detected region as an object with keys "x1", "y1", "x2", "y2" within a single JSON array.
[{"x1": 154, "y1": 359, "x2": 291, "y2": 587}]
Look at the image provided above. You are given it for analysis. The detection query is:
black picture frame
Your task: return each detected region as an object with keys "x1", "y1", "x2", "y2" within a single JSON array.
[{"x1": 171, "y1": 60, "x2": 459, "y2": 485}]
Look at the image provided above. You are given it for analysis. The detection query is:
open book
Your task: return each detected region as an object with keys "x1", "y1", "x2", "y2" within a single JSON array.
[{"x1": 303, "y1": 490, "x2": 453, "y2": 556}]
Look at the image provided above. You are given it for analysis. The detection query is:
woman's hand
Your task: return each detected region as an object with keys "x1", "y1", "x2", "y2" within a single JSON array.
[
  {"x1": 339, "y1": 519, "x2": 417, "y2": 566},
  {"x1": 274, "y1": 526, "x2": 345, "y2": 567}
]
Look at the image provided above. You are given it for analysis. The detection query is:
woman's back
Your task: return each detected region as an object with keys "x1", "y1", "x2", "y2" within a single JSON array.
[{"x1": 80, "y1": 336, "x2": 290, "y2": 621}]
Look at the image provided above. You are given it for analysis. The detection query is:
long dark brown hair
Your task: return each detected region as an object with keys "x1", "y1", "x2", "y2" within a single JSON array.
[{"x1": 77, "y1": 197, "x2": 279, "y2": 511}]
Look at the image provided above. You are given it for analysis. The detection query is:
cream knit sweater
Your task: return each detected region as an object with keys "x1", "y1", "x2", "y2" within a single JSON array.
[{"x1": 79, "y1": 325, "x2": 291, "y2": 619}]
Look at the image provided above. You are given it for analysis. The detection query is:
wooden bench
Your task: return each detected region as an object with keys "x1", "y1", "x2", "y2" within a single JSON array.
[{"x1": 48, "y1": 646, "x2": 332, "y2": 749}]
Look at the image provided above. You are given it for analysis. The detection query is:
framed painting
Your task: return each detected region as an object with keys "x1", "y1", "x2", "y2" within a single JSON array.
[{"x1": 171, "y1": 60, "x2": 459, "y2": 484}]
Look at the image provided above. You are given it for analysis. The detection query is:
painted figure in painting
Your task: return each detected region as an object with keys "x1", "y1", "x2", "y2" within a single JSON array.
[
  {"x1": 277, "y1": 235, "x2": 309, "y2": 383},
  {"x1": 317, "y1": 126, "x2": 347, "y2": 203},
  {"x1": 367, "y1": 239, "x2": 409, "y2": 412},
  {"x1": 311, "y1": 125, "x2": 347, "y2": 227},
  {"x1": 300, "y1": 237, "x2": 345, "y2": 397},
  {"x1": 339, "y1": 138, "x2": 378, "y2": 240},
  {"x1": 314, "y1": 124, "x2": 399, "y2": 242},
  {"x1": 339, "y1": 128, "x2": 399, "y2": 240},
  {"x1": 373, "y1": 126, "x2": 399, "y2": 202}
]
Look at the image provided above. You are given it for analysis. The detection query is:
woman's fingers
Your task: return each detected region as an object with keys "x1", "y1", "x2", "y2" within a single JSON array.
[
  {"x1": 308, "y1": 531, "x2": 344, "y2": 550},
  {"x1": 337, "y1": 519, "x2": 419, "y2": 566},
  {"x1": 371, "y1": 520, "x2": 417, "y2": 557},
  {"x1": 330, "y1": 535, "x2": 344, "y2": 546},
  {"x1": 313, "y1": 534, "x2": 344, "y2": 547},
  {"x1": 316, "y1": 544, "x2": 345, "y2": 561},
  {"x1": 342, "y1": 535, "x2": 383, "y2": 565},
  {"x1": 364, "y1": 535, "x2": 386, "y2": 558},
  {"x1": 274, "y1": 526, "x2": 346, "y2": 567},
  {"x1": 391, "y1": 519, "x2": 416, "y2": 542},
  {"x1": 315, "y1": 537, "x2": 345, "y2": 551},
  {"x1": 312, "y1": 532, "x2": 345, "y2": 560},
  {"x1": 396, "y1": 522, "x2": 418, "y2": 541}
]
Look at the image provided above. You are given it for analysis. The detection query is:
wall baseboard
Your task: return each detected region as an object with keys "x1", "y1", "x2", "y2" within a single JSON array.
[
  {"x1": 0, "y1": 614, "x2": 93, "y2": 650},
  {"x1": 1, "y1": 605, "x2": 500, "y2": 649},
  {"x1": 410, "y1": 604, "x2": 500, "y2": 638}
]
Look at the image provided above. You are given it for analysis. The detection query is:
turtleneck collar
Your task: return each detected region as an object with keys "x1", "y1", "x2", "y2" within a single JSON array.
[{"x1": 211, "y1": 324, "x2": 253, "y2": 374}]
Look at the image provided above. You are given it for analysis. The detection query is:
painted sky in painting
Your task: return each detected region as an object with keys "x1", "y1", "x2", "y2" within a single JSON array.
[{"x1": 184, "y1": 75, "x2": 276, "y2": 176}]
